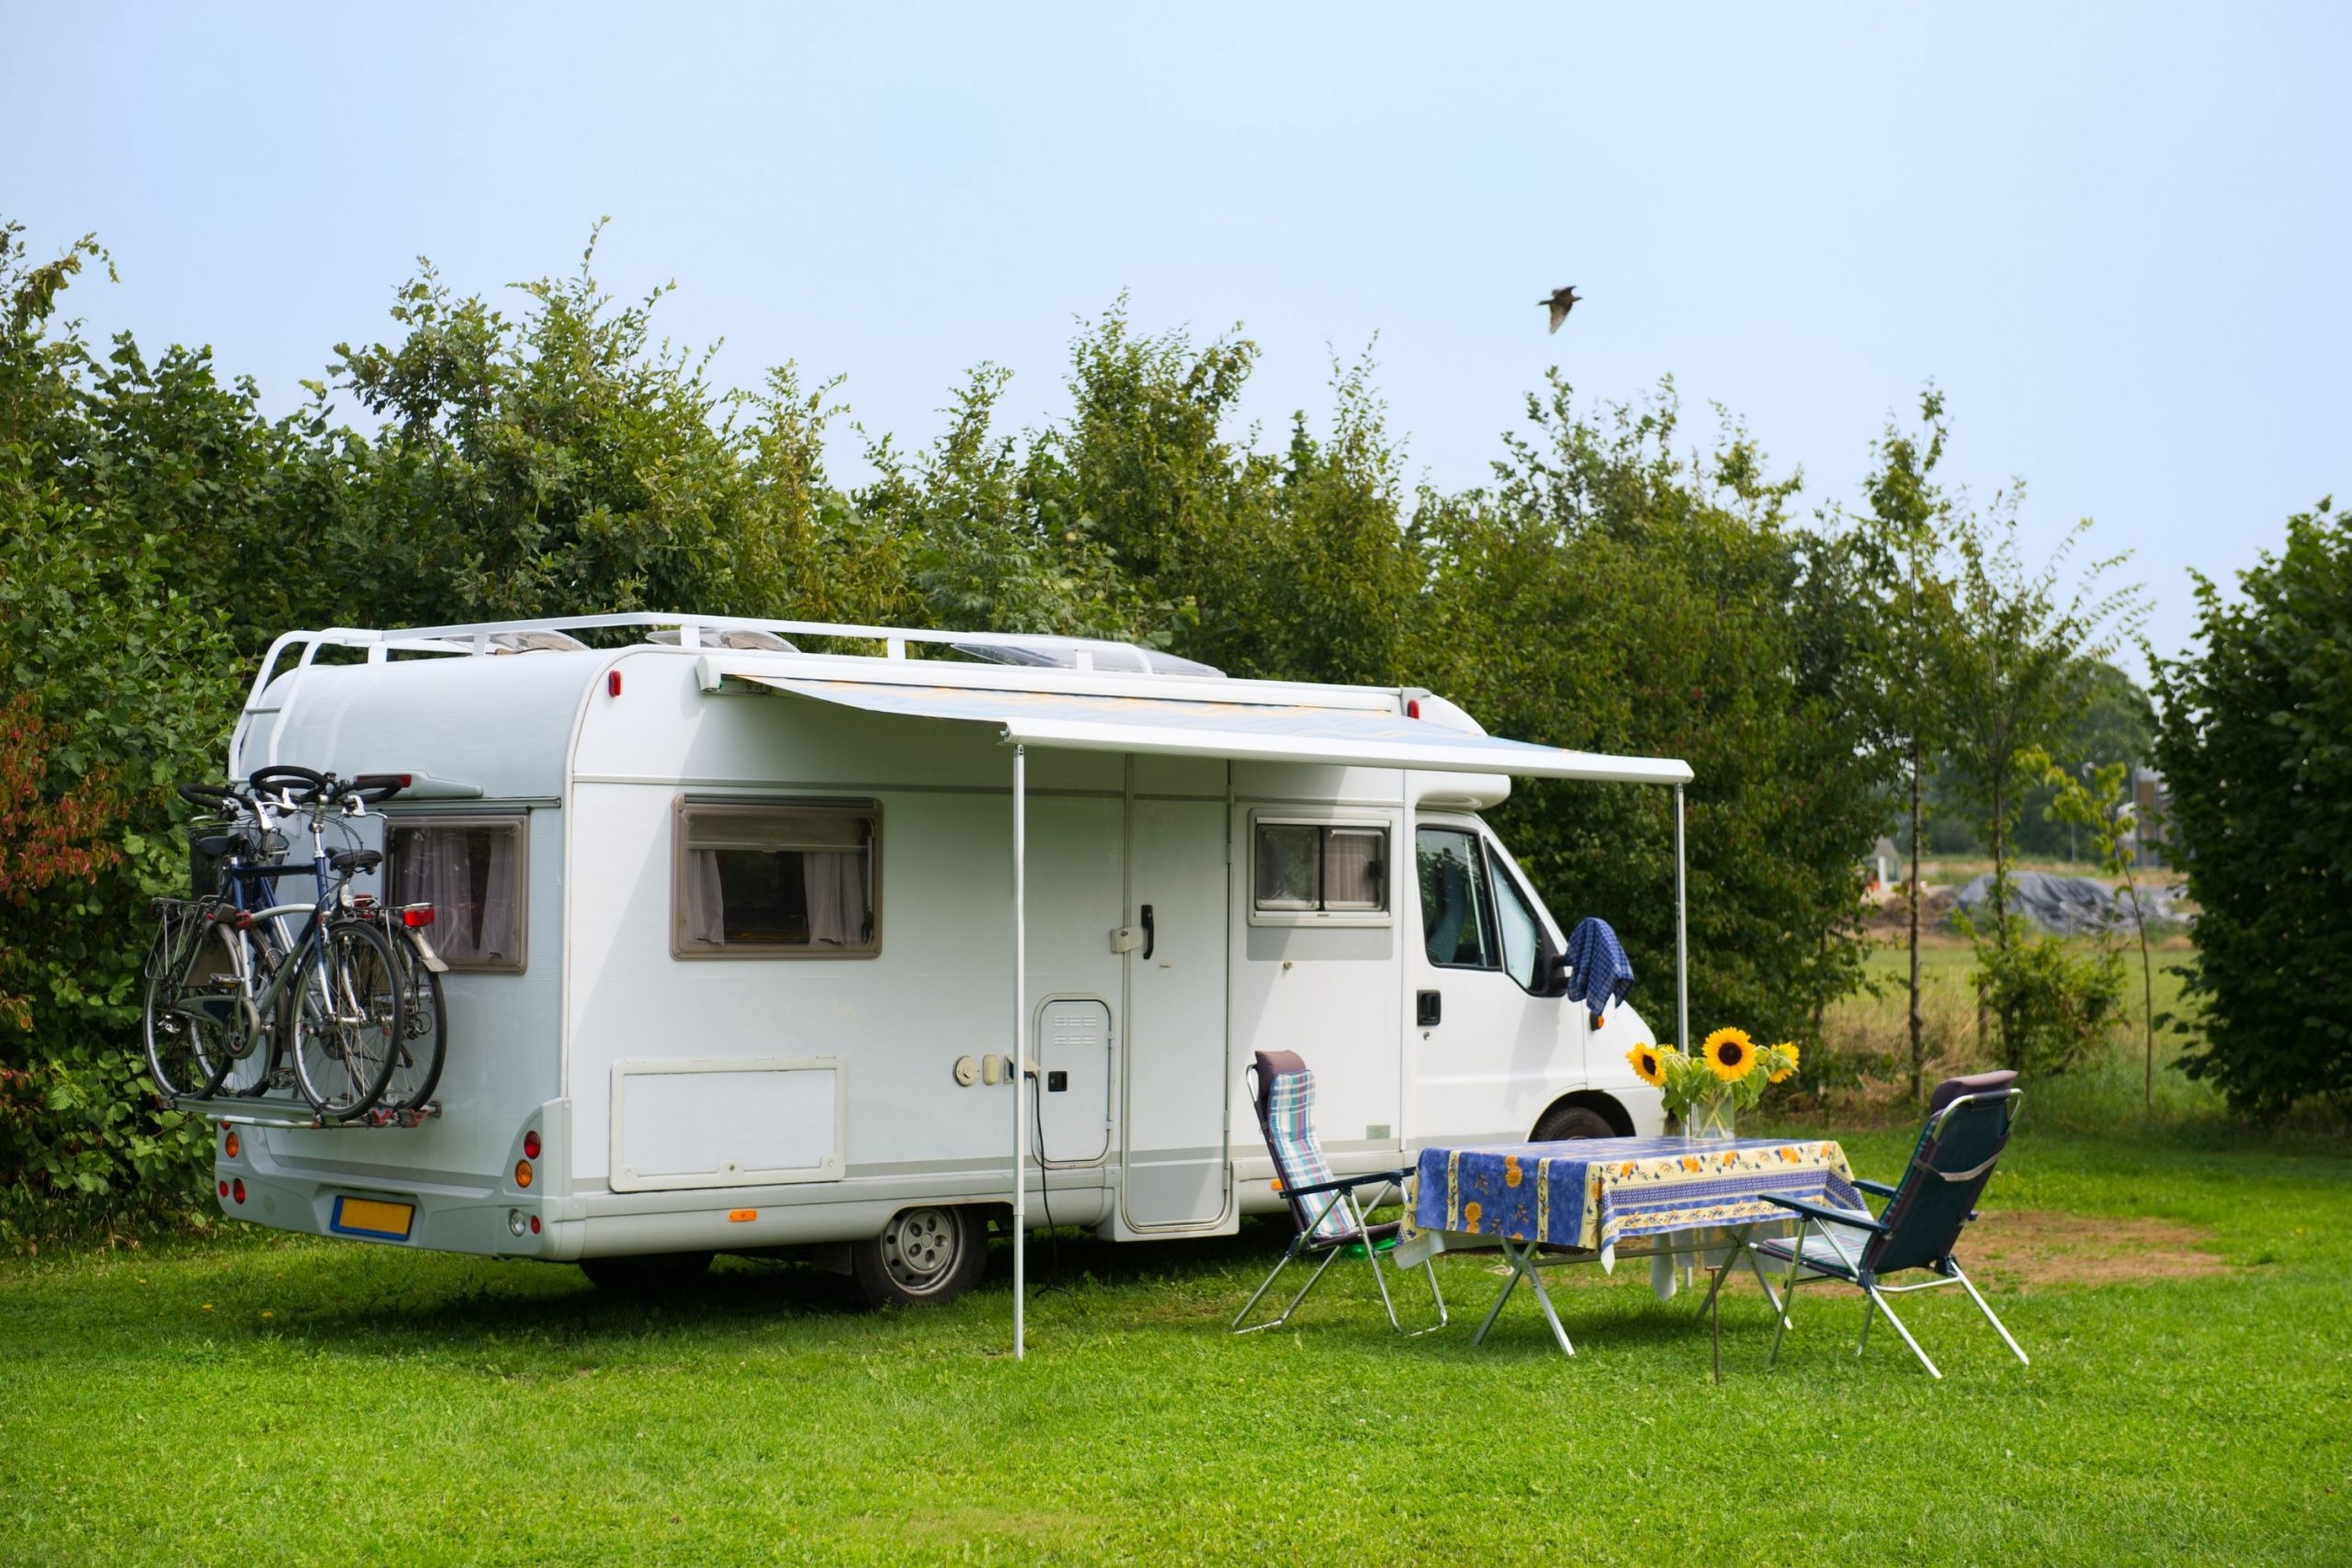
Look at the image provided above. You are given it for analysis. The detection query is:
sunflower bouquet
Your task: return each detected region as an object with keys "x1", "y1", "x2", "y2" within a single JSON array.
[{"x1": 1624, "y1": 1028, "x2": 1800, "y2": 1138}]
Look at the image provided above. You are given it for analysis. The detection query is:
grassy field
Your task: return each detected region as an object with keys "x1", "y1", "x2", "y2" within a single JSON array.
[{"x1": 4, "y1": 1117, "x2": 2349, "y2": 1566}]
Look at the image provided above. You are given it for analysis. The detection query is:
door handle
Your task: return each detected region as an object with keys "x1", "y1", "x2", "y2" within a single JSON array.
[
  {"x1": 1140, "y1": 904, "x2": 1155, "y2": 961},
  {"x1": 1416, "y1": 989, "x2": 1442, "y2": 1027}
]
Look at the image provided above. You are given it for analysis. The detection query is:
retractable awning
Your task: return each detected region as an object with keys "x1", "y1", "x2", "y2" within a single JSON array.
[{"x1": 718, "y1": 673, "x2": 1693, "y2": 784}]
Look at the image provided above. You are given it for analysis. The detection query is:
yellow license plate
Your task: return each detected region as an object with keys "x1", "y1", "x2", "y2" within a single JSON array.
[{"x1": 331, "y1": 1195, "x2": 414, "y2": 1240}]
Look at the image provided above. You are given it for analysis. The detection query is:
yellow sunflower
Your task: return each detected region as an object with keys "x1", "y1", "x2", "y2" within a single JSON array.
[
  {"x1": 1702, "y1": 1027, "x2": 1757, "y2": 1082},
  {"x1": 1626, "y1": 1043, "x2": 1667, "y2": 1088},
  {"x1": 1767, "y1": 1041, "x2": 1802, "y2": 1084}
]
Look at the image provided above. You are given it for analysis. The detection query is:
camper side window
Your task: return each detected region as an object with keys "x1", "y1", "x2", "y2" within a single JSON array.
[
  {"x1": 386, "y1": 817, "x2": 528, "y2": 972},
  {"x1": 673, "y1": 798, "x2": 880, "y2": 959},
  {"x1": 1250, "y1": 820, "x2": 1389, "y2": 921}
]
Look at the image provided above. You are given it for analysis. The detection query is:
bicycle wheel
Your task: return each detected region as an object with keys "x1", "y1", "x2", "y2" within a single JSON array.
[
  {"x1": 376, "y1": 927, "x2": 447, "y2": 1115},
  {"x1": 287, "y1": 919, "x2": 405, "y2": 1120},
  {"x1": 141, "y1": 917, "x2": 242, "y2": 1101}
]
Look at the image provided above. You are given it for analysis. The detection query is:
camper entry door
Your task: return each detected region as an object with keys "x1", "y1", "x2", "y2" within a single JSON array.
[{"x1": 1116, "y1": 760, "x2": 1232, "y2": 1232}]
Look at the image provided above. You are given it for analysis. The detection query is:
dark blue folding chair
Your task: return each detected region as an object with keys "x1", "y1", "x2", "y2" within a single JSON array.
[
  {"x1": 1231, "y1": 1050, "x2": 1446, "y2": 1336},
  {"x1": 1723, "y1": 1070, "x2": 2030, "y2": 1379}
]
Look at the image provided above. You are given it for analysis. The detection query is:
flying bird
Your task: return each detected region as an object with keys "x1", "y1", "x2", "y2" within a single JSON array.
[{"x1": 1539, "y1": 285, "x2": 1583, "y2": 333}]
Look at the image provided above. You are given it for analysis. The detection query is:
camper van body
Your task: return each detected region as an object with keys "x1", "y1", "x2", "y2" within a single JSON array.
[{"x1": 203, "y1": 616, "x2": 1676, "y2": 1277}]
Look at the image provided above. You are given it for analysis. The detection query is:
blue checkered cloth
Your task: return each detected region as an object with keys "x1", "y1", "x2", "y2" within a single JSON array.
[{"x1": 1565, "y1": 917, "x2": 1634, "y2": 1029}]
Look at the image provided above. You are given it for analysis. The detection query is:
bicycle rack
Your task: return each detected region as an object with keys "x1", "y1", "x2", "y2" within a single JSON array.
[{"x1": 170, "y1": 1094, "x2": 442, "y2": 1131}]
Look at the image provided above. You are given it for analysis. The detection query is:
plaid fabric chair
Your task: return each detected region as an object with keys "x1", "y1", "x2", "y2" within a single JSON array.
[
  {"x1": 1720, "y1": 1070, "x2": 2030, "y2": 1379},
  {"x1": 1231, "y1": 1050, "x2": 1446, "y2": 1336}
]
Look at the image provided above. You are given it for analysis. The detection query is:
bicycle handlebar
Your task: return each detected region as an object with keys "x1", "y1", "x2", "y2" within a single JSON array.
[
  {"x1": 176, "y1": 782, "x2": 240, "y2": 809},
  {"x1": 248, "y1": 763, "x2": 332, "y2": 805},
  {"x1": 341, "y1": 773, "x2": 407, "y2": 805}
]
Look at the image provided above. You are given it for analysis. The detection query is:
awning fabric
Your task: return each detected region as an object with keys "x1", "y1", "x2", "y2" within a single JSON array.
[{"x1": 724, "y1": 673, "x2": 1693, "y2": 784}]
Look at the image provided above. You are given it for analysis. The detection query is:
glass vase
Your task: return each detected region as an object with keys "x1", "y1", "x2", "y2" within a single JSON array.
[{"x1": 1679, "y1": 1085, "x2": 1736, "y2": 1143}]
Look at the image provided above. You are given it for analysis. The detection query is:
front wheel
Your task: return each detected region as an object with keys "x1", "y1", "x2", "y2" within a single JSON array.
[
  {"x1": 288, "y1": 919, "x2": 405, "y2": 1120},
  {"x1": 851, "y1": 1206, "x2": 988, "y2": 1308},
  {"x1": 1531, "y1": 1103, "x2": 1618, "y2": 1143}
]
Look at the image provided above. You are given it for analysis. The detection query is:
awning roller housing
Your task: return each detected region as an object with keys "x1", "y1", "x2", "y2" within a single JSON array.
[{"x1": 718, "y1": 672, "x2": 1694, "y2": 785}]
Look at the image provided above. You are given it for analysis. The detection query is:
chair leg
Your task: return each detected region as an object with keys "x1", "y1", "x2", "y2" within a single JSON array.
[
  {"x1": 1233, "y1": 1237, "x2": 1340, "y2": 1334},
  {"x1": 1857, "y1": 1292, "x2": 1877, "y2": 1357},
  {"x1": 1864, "y1": 1285, "x2": 1941, "y2": 1379},
  {"x1": 1768, "y1": 1219, "x2": 1808, "y2": 1369},
  {"x1": 1421, "y1": 1258, "x2": 1449, "y2": 1331},
  {"x1": 1949, "y1": 1261, "x2": 2030, "y2": 1365},
  {"x1": 1351, "y1": 1194, "x2": 1406, "y2": 1333}
]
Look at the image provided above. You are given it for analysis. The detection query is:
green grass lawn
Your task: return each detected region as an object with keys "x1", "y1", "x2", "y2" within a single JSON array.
[{"x1": 5, "y1": 1122, "x2": 2349, "y2": 1566}]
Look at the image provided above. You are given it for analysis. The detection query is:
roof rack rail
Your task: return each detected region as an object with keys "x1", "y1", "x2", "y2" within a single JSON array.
[{"x1": 228, "y1": 612, "x2": 1225, "y2": 773}]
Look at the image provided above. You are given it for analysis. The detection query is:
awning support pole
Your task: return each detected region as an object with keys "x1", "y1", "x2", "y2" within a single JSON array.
[
  {"x1": 1673, "y1": 783, "x2": 1689, "y2": 1053},
  {"x1": 1012, "y1": 742, "x2": 1028, "y2": 1360}
]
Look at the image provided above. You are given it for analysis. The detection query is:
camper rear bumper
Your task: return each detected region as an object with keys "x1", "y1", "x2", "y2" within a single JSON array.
[{"x1": 212, "y1": 1155, "x2": 537, "y2": 1258}]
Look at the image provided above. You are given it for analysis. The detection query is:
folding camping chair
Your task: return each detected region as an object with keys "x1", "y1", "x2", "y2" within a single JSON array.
[
  {"x1": 1231, "y1": 1050, "x2": 1447, "y2": 1336},
  {"x1": 1709, "y1": 1070, "x2": 2030, "y2": 1380}
]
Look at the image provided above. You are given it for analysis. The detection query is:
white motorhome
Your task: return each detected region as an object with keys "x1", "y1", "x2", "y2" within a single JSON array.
[{"x1": 200, "y1": 614, "x2": 1690, "y2": 1310}]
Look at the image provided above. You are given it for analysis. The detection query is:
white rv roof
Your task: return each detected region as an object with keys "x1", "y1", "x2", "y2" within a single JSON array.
[{"x1": 718, "y1": 671, "x2": 1694, "y2": 785}]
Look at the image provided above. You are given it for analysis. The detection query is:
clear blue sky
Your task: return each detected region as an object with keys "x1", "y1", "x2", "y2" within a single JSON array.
[{"x1": 6, "y1": 4, "x2": 2346, "y2": 668}]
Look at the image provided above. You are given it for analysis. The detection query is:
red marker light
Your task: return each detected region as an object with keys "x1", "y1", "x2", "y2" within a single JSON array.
[
  {"x1": 607, "y1": 671, "x2": 623, "y2": 697},
  {"x1": 232, "y1": 1179, "x2": 246, "y2": 1204},
  {"x1": 219, "y1": 1180, "x2": 230, "y2": 1198},
  {"x1": 528, "y1": 1214, "x2": 541, "y2": 1235},
  {"x1": 523, "y1": 1130, "x2": 541, "y2": 1160},
  {"x1": 1407, "y1": 699, "x2": 1422, "y2": 719}
]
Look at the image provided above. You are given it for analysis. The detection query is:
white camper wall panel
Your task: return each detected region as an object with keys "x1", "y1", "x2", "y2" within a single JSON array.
[
  {"x1": 566, "y1": 663, "x2": 1135, "y2": 1195},
  {"x1": 609, "y1": 1057, "x2": 844, "y2": 1190}
]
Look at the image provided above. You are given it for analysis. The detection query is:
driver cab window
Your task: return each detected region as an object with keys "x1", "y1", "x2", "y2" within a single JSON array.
[
  {"x1": 1417, "y1": 828, "x2": 1497, "y2": 968},
  {"x1": 1418, "y1": 825, "x2": 1555, "y2": 994}
]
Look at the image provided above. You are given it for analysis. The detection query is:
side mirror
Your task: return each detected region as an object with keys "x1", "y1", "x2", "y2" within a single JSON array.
[{"x1": 1544, "y1": 952, "x2": 1573, "y2": 999}]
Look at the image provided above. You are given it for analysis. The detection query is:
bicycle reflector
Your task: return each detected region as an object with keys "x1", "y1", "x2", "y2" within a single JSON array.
[{"x1": 401, "y1": 907, "x2": 435, "y2": 928}]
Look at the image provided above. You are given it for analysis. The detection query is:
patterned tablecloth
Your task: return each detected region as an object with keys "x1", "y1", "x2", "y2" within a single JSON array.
[{"x1": 1406, "y1": 1134, "x2": 1863, "y2": 1270}]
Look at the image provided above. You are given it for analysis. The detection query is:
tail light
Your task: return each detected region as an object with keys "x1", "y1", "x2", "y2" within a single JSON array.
[
  {"x1": 528, "y1": 1214, "x2": 540, "y2": 1235},
  {"x1": 522, "y1": 1130, "x2": 541, "y2": 1159},
  {"x1": 218, "y1": 1180, "x2": 230, "y2": 1198},
  {"x1": 402, "y1": 907, "x2": 435, "y2": 928},
  {"x1": 231, "y1": 1179, "x2": 246, "y2": 1204}
]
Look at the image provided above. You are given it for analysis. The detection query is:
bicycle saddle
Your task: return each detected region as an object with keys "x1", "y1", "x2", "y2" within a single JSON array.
[{"x1": 330, "y1": 849, "x2": 385, "y2": 874}]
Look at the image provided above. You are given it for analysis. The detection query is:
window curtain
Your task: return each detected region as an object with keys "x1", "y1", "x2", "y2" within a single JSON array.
[
  {"x1": 803, "y1": 850, "x2": 868, "y2": 946},
  {"x1": 685, "y1": 850, "x2": 727, "y2": 945},
  {"x1": 1323, "y1": 830, "x2": 1383, "y2": 909},
  {"x1": 395, "y1": 826, "x2": 518, "y2": 966}
]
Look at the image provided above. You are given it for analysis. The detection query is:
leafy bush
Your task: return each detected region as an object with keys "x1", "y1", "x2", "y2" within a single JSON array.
[
  {"x1": 1968, "y1": 924, "x2": 2128, "y2": 1077},
  {"x1": 2152, "y1": 500, "x2": 2352, "y2": 1119}
]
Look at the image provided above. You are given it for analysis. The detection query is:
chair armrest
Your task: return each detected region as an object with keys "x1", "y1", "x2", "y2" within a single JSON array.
[
  {"x1": 1761, "y1": 1194, "x2": 1888, "y2": 1233},
  {"x1": 1283, "y1": 1168, "x2": 1414, "y2": 1200},
  {"x1": 1853, "y1": 1178, "x2": 1900, "y2": 1201}
]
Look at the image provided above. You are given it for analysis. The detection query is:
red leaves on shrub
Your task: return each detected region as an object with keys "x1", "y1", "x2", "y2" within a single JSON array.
[{"x1": 0, "y1": 691, "x2": 120, "y2": 899}]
